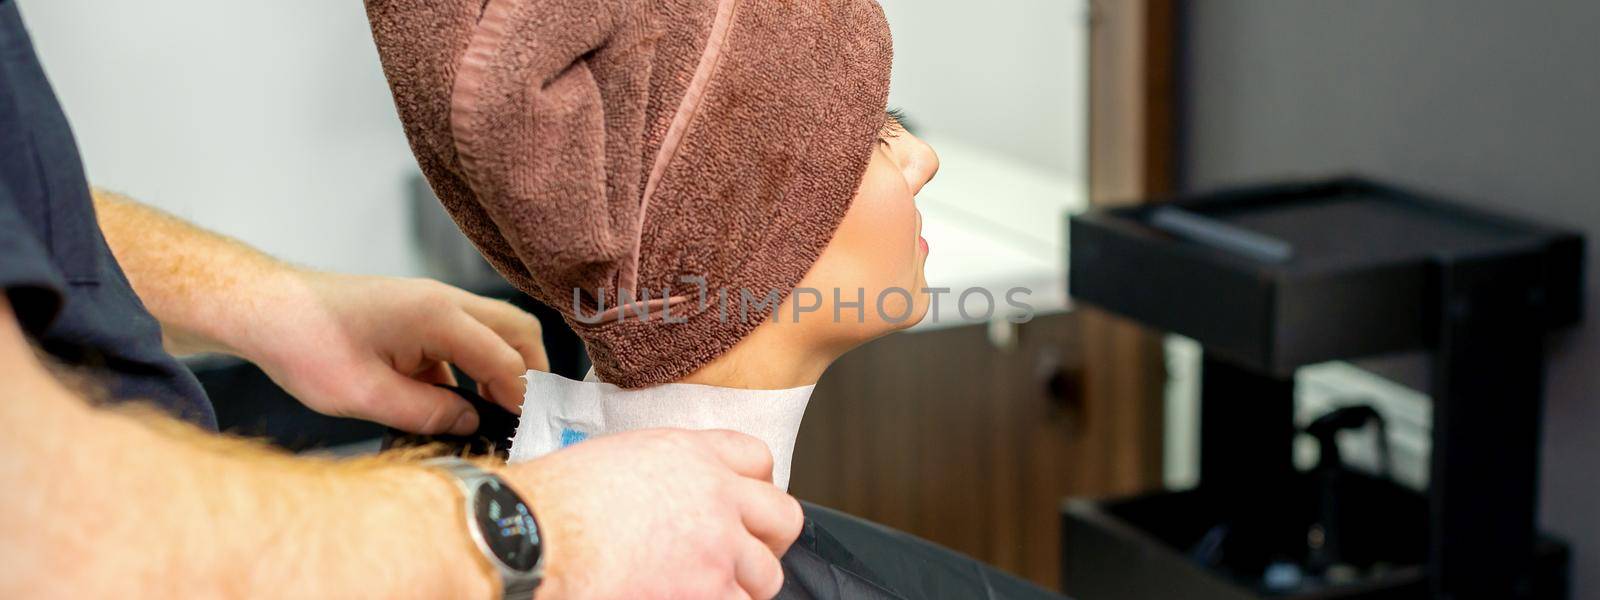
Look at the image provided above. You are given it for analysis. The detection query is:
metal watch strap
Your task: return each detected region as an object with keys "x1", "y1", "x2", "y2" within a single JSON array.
[{"x1": 422, "y1": 457, "x2": 544, "y2": 599}]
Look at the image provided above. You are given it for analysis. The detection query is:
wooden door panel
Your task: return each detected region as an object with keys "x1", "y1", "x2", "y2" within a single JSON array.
[{"x1": 790, "y1": 310, "x2": 1163, "y2": 589}]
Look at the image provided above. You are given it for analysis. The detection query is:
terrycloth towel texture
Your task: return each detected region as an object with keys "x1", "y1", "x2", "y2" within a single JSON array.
[
  {"x1": 366, "y1": 0, "x2": 894, "y2": 387},
  {"x1": 509, "y1": 369, "x2": 814, "y2": 490}
]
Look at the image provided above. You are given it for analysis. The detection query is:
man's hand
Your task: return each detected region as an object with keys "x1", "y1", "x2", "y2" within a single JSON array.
[
  {"x1": 241, "y1": 271, "x2": 549, "y2": 434},
  {"x1": 3, "y1": 292, "x2": 795, "y2": 599},
  {"x1": 91, "y1": 190, "x2": 548, "y2": 434},
  {"x1": 508, "y1": 429, "x2": 805, "y2": 600}
]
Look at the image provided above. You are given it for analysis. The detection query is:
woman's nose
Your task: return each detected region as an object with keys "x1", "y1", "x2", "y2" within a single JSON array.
[{"x1": 897, "y1": 133, "x2": 940, "y2": 197}]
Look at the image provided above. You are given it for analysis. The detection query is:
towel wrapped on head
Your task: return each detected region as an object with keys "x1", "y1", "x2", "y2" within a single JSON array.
[{"x1": 366, "y1": 0, "x2": 894, "y2": 388}]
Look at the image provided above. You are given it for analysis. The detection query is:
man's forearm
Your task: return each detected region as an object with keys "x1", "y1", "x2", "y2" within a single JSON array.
[
  {"x1": 92, "y1": 187, "x2": 545, "y2": 435},
  {"x1": 0, "y1": 306, "x2": 492, "y2": 598},
  {"x1": 90, "y1": 188, "x2": 302, "y2": 357}
]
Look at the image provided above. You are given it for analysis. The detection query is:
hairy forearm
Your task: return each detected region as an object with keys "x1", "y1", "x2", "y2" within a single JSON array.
[
  {"x1": 0, "y1": 313, "x2": 491, "y2": 598},
  {"x1": 90, "y1": 188, "x2": 300, "y2": 357}
]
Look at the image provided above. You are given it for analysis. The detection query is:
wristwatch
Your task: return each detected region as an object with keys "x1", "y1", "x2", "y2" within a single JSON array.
[{"x1": 423, "y1": 457, "x2": 545, "y2": 599}]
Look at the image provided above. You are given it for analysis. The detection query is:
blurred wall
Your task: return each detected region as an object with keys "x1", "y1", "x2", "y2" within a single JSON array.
[
  {"x1": 17, "y1": 0, "x2": 423, "y2": 277},
  {"x1": 19, "y1": 0, "x2": 1087, "y2": 279},
  {"x1": 878, "y1": 0, "x2": 1087, "y2": 180},
  {"x1": 1179, "y1": 0, "x2": 1600, "y2": 596}
]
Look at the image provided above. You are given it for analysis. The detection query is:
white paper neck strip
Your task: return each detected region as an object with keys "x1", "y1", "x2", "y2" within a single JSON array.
[{"x1": 508, "y1": 369, "x2": 815, "y2": 490}]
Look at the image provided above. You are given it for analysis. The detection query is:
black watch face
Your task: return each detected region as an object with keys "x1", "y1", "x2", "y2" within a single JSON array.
[{"x1": 474, "y1": 480, "x2": 541, "y2": 571}]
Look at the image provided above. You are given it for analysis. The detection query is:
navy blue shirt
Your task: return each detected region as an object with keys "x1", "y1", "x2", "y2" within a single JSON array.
[{"x1": 1, "y1": 1, "x2": 216, "y2": 429}]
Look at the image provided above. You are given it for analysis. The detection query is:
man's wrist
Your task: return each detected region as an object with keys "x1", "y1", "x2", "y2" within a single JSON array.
[
  {"x1": 495, "y1": 464, "x2": 567, "y2": 600},
  {"x1": 372, "y1": 465, "x2": 501, "y2": 599},
  {"x1": 414, "y1": 460, "x2": 569, "y2": 600}
]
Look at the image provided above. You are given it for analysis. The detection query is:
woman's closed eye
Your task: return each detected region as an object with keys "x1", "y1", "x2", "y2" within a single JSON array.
[{"x1": 879, "y1": 107, "x2": 908, "y2": 146}]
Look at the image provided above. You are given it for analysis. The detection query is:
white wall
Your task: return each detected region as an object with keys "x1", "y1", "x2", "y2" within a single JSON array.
[
  {"x1": 877, "y1": 0, "x2": 1090, "y2": 328},
  {"x1": 878, "y1": 0, "x2": 1088, "y2": 180},
  {"x1": 18, "y1": 0, "x2": 1091, "y2": 285},
  {"x1": 18, "y1": 0, "x2": 424, "y2": 277}
]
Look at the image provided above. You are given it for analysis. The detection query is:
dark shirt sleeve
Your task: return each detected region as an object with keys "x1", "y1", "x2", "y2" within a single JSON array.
[{"x1": 0, "y1": 182, "x2": 67, "y2": 336}]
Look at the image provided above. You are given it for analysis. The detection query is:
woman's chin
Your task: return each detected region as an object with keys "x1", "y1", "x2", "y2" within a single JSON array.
[{"x1": 895, "y1": 295, "x2": 933, "y2": 331}]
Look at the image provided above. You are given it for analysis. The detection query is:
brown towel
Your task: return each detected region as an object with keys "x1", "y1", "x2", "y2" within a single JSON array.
[{"x1": 366, "y1": 0, "x2": 893, "y2": 388}]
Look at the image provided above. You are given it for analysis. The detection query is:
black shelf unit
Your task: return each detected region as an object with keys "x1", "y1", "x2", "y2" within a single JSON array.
[{"x1": 1063, "y1": 178, "x2": 1583, "y2": 599}]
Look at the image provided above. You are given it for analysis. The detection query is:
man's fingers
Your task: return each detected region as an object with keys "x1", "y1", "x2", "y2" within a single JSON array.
[
  {"x1": 422, "y1": 311, "x2": 528, "y2": 414},
  {"x1": 695, "y1": 430, "x2": 775, "y2": 482},
  {"x1": 362, "y1": 370, "x2": 478, "y2": 434},
  {"x1": 732, "y1": 478, "x2": 806, "y2": 556},
  {"x1": 411, "y1": 360, "x2": 458, "y2": 387},
  {"x1": 734, "y1": 535, "x2": 786, "y2": 600},
  {"x1": 459, "y1": 296, "x2": 550, "y2": 372}
]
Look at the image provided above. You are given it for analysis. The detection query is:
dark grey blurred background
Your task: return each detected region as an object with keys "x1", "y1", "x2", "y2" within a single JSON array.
[{"x1": 1178, "y1": 2, "x2": 1600, "y2": 596}]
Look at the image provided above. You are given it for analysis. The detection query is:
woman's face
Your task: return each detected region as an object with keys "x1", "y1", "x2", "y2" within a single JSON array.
[
  {"x1": 681, "y1": 115, "x2": 941, "y2": 388},
  {"x1": 793, "y1": 114, "x2": 940, "y2": 347}
]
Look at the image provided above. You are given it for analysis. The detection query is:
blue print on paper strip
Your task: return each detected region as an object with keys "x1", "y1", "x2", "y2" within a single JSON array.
[{"x1": 560, "y1": 427, "x2": 590, "y2": 447}]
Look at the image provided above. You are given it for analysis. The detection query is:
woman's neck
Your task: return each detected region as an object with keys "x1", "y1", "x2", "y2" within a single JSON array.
[{"x1": 676, "y1": 322, "x2": 841, "y2": 390}]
